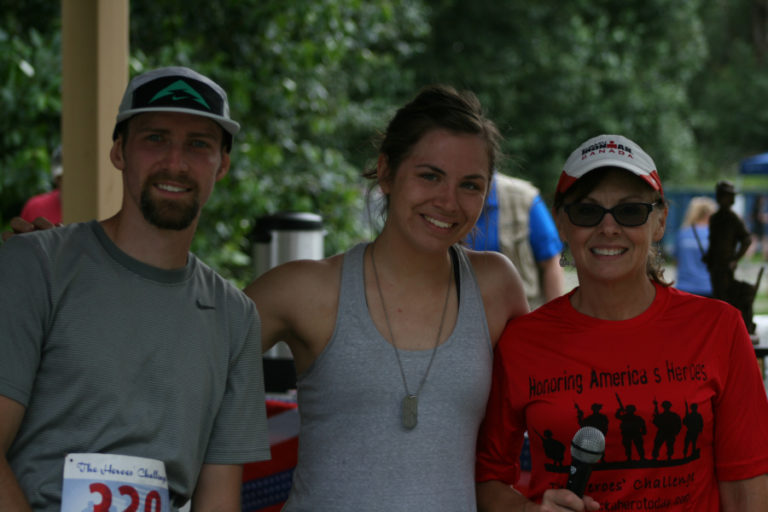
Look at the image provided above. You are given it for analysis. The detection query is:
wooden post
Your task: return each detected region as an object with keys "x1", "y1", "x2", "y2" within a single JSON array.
[{"x1": 61, "y1": 0, "x2": 128, "y2": 223}]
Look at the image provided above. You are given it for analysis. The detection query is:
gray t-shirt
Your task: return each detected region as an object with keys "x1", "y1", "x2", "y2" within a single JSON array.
[{"x1": 0, "y1": 221, "x2": 270, "y2": 510}]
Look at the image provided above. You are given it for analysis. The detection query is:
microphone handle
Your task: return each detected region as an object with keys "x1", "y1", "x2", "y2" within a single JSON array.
[{"x1": 565, "y1": 458, "x2": 593, "y2": 497}]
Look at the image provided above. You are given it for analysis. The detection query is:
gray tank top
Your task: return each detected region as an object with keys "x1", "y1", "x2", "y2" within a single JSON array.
[{"x1": 283, "y1": 243, "x2": 492, "y2": 511}]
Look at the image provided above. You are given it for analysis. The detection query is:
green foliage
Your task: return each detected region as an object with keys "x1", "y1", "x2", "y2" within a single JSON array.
[
  {"x1": 0, "y1": 3, "x2": 62, "y2": 227},
  {"x1": 689, "y1": 0, "x2": 768, "y2": 179},
  {"x1": 410, "y1": 0, "x2": 709, "y2": 197},
  {"x1": 7, "y1": 0, "x2": 768, "y2": 283},
  {"x1": 127, "y1": 0, "x2": 429, "y2": 285}
]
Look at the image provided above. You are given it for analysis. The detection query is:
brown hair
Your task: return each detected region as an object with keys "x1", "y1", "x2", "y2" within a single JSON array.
[{"x1": 363, "y1": 85, "x2": 502, "y2": 217}]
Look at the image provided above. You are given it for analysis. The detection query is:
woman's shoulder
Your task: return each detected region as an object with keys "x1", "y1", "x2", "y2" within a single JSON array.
[
  {"x1": 464, "y1": 247, "x2": 518, "y2": 278},
  {"x1": 665, "y1": 285, "x2": 739, "y2": 315},
  {"x1": 245, "y1": 252, "x2": 344, "y2": 304},
  {"x1": 464, "y1": 248, "x2": 525, "y2": 297},
  {"x1": 496, "y1": 295, "x2": 574, "y2": 347},
  {"x1": 464, "y1": 247, "x2": 530, "y2": 343},
  {"x1": 514, "y1": 294, "x2": 572, "y2": 322}
]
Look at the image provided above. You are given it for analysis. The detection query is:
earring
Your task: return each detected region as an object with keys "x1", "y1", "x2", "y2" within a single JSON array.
[{"x1": 559, "y1": 244, "x2": 571, "y2": 268}]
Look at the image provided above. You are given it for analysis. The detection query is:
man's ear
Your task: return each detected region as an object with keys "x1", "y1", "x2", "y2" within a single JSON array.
[
  {"x1": 109, "y1": 138, "x2": 125, "y2": 171},
  {"x1": 215, "y1": 151, "x2": 231, "y2": 182}
]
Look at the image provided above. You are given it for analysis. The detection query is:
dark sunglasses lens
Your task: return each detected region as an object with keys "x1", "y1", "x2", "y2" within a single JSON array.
[
  {"x1": 614, "y1": 204, "x2": 650, "y2": 226},
  {"x1": 569, "y1": 204, "x2": 604, "y2": 226}
]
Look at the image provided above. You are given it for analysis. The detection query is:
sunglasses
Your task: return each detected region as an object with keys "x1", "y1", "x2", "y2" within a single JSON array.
[{"x1": 563, "y1": 202, "x2": 660, "y2": 227}]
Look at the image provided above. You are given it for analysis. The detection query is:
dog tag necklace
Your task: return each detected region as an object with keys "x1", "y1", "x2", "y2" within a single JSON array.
[{"x1": 370, "y1": 244, "x2": 452, "y2": 430}]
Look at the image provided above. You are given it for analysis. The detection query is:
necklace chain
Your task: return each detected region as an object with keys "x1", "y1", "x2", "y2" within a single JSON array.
[{"x1": 370, "y1": 243, "x2": 452, "y2": 402}]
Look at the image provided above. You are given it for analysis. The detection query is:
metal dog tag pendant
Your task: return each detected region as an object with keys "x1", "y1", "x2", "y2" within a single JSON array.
[{"x1": 402, "y1": 394, "x2": 418, "y2": 429}]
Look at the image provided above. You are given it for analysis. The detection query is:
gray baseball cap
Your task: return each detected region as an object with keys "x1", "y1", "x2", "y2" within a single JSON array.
[{"x1": 112, "y1": 66, "x2": 240, "y2": 143}]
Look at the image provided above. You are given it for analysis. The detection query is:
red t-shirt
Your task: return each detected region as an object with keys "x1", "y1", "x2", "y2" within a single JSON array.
[
  {"x1": 20, "y1": 189, "x2": 62, "y2": 225},
  {"x1": 476, "y1": 284, "x2": 768, "y2": 510}
]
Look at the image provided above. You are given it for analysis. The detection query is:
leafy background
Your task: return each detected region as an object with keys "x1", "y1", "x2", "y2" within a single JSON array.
[{"x1": 3, "y1": 0, "x2": 768, "y2": 286}]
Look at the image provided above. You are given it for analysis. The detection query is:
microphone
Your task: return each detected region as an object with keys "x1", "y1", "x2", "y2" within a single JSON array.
[{"x1": 566, "y1": 426, "x2": 605, "y2": 497}]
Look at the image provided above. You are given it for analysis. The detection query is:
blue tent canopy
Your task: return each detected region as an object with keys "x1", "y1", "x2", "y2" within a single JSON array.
[{"x1": 740, "y1": 152, "x2": 768, "y2": 174}]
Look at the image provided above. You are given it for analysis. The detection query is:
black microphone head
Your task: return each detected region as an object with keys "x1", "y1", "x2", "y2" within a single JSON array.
[{"x1": 571, "y1": 426, "x2": 605, "y2": 464}]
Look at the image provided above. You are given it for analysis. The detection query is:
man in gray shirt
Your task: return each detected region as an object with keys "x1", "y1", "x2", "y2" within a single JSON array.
[{"x1": 0, "y1": 67, "x2": 269, "y2": 512}]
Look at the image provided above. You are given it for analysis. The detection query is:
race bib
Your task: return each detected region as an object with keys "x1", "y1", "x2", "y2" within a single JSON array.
[{"x1": 61, "y1": 453, "x2": 170, "y2": 512}]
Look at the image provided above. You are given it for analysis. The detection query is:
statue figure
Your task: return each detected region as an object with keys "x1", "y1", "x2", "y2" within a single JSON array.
[{"x1": 704, "y1": 180, "x2": 760, "y2": 335}]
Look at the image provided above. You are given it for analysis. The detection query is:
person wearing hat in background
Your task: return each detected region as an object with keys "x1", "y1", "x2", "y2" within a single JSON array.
[
  {"x1": 705, "y1": 180, "x2": 753, "y2": 307},
  {"x1": 0, "y1": 67, "x2": 269, "y2": 511},
  {"x1": 476, "y1": 135, "x2": 768, "y2": 511},
  {"x1": 20, "y1": 145, "x2": 63, "y2": 226},
  {"x1": 747, "y1": 194, "x2": 768, "y2": 261}
]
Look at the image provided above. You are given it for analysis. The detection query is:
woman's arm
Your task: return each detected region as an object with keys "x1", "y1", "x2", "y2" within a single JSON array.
[
  {"x1": 719, "y1": 474, "x2": 768, "y2": 512},
  {"x1": 192, "y1": 464, "x2": 242, "y2": 512},
  {"x1": 477, "y1": 480, "x2": 530, "y2": 511},
  {"x1": 468, "y1": 250, "x2": 529, "y2": 346},
  {"x1": 477, "y1": 480, "x2": 600, "y2": 512}
]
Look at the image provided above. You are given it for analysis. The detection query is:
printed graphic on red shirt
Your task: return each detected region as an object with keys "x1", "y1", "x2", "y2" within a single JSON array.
[
  {"x1": 535, "y1": 394, "x2": 702, "y2": 467},
  {"x1": 476, "y1": 287, "x2": 768, "y2": 511},
  {"x1": 523, "y1": 359, "x2": 714, "y2": 509}
]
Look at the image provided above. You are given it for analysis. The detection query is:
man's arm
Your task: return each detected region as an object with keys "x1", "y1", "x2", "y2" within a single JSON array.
[
  {"x1": 526, "y1": 195, "x2": 565, "y2": 303},
  {"x1": 0, "y1": 395, "x2": 31, "y2": 512},
  {"x1": 719, "y1": 474, "x2": 768, "y2": 512},
  {"x1": 537, "y1": 254, "x2": 565, "y2": 302},
  {"x1": 191, "y1": 463, "x2": 242, "y2": 512},
  {"x1": 735, "y1": 232, "x2": 752, "y2": 263}
]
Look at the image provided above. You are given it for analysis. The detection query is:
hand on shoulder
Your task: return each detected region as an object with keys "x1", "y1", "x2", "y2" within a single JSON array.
[{"x1": 2, "y1": 217, "x2": 59, "y2": 242}]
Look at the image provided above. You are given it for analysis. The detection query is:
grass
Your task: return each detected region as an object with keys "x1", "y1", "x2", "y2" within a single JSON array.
[{"x1": 733, "y1": 254, "x2": 768, "y2": 315}]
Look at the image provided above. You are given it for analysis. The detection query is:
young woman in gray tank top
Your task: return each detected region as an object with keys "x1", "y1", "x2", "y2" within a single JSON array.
[{"x1": 245, "y1": 85, "x2": 529, "y2": 511}]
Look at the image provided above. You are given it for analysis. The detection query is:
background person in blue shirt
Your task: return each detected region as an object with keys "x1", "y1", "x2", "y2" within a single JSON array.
[
  {"x1": 468, "y1": 172, "x2": 564, "y2": 308},
  {"x1": 747, "y1": 194, "x2": 768, "y2": 260},
  {"x1": 674, "y1": 196, "x2": 717, "y2": 297}
]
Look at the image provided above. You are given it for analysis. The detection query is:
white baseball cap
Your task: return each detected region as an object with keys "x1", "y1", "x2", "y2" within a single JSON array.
[{"x1": 556, "y1": 134, "x2": 663, "y2": 196}]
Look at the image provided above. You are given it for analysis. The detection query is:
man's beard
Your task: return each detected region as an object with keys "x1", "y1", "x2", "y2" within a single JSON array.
[{"x1": 140, "y1": 177, "x2": 200, "y2": 231}]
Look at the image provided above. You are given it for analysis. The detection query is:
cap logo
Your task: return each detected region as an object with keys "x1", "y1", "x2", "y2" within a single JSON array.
[
  {"x1": 114, "y1": 68, "x2": 240, "y2": 143},
  {"x1": 581, "y1": 139, "x2": 633, "y2": 161},
  {"x1": 149, "y1": 79, "x2": 211, "y2": 111},
  {"x1": 129, "y1": 75, "x2": 225, "y2": 116},
  {"x1": 558, "y1": 134, "x2": 661, "y2": 196}
]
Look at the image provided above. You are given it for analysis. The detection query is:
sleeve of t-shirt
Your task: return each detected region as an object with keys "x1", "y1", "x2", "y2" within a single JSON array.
[
  {"x1": 712, "y1": 306, "x2": 768, "y2": 480},
  {"x1": 476, "y1": 333, "x2": 526, "y2": 484},
  {"x1": 203, "y1": 300, "x2": 271, "y2": 464},
  {"x1": 528, "y1": 195, "x2": 563, "y2": 262},
  {"x1": 0, "y1": 235, "x2": 51, "y2": 407}
]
